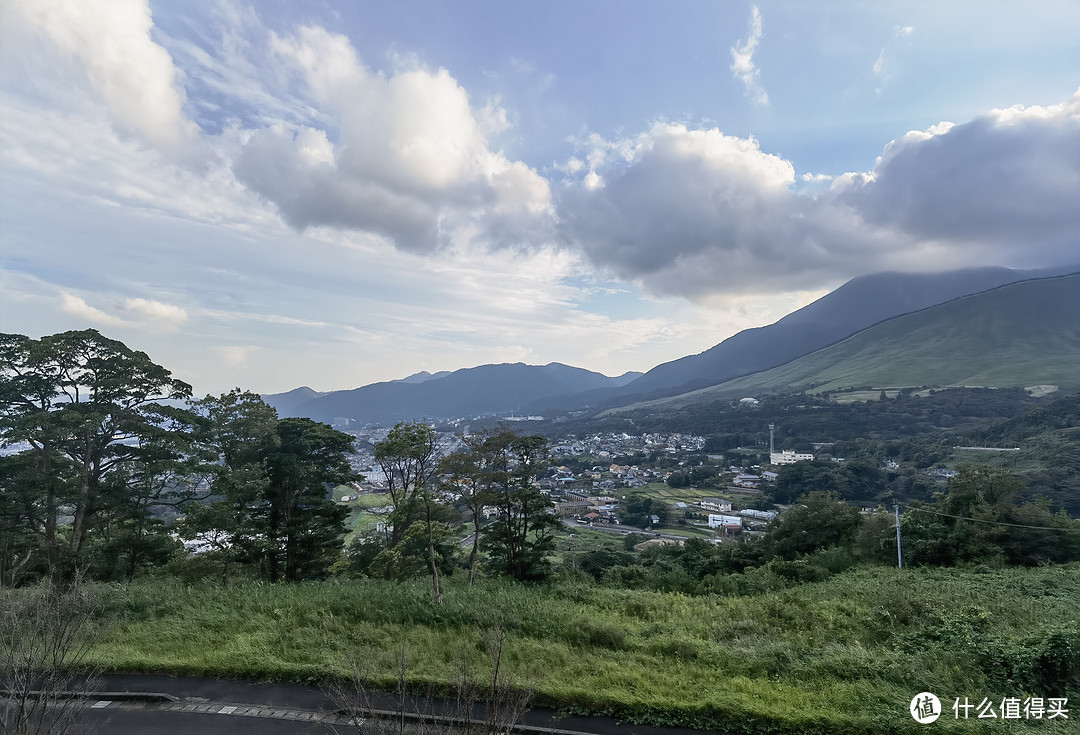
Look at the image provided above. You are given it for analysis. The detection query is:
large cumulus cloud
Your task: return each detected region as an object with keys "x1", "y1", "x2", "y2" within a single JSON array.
[
  {"x1": 556, "y1": 123, "x2": 902, "y2": 296},
  {"x1": 232, "y1": 26, "x2": 553, "y2": 253},
  {"x1": 8, "y1": 0, "x2": 1078, "y2": 302},
  {"x1": 557, "y1": 89, "x2": 1080, "y2": 298},
  {"x1": 835, "y1": 92, "x2": 1080, "y2": 258},
  {"x1": 6, "y1": 0, "x2": 199, "y2": 153}
]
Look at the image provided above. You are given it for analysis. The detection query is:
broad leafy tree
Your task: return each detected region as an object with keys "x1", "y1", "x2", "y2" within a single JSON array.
[
  {"x1": 480, "y1": 433, "x2": 561, "y2": 581},
  {"x1": 766, "y1": 491, "x2": 862, "y2": 560},
  {"x1": 0, "y1": 330, "x2": 192, "y2": 579},
  {"x1": 179, "y1": 390, "x2": 280, "y2": 585},
  {"x1": 373, "y1": 421, "x2": 453, "y2": 600},
  {"x1": 439, "y1": 428, "x2": 516, "y2": 585}
]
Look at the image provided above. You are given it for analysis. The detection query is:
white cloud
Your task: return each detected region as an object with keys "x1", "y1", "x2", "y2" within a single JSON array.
[
  {"x1": 556, "y1": 88, "x2": 1080, "y2": 299},
  {"x1": 4, "y1": 2, "x2": 1077, "y2": 395},
  {"x1": 8, "y1": 0, "x2": 199, "y2": 155},
  {"x1": 125, "y1": 297, "x2": 189, "y2": 327},
  {"x1": 214, "y1": 345, "x2": 260, "y2": 368},
  {"x1": 872, "y1": 50, "x2": 886, "y2": 78},
  {"x1": 57, "y1": 293, "x2": 189, "y2": 331},
  {"x1": 557, "y1": 123, "x2": 857, "y2": 297},
  {"x1": 873, "y1": 24, "x2": 914, "y2": 93},
  {"x1": 60, "y1": 293, "x2": 130, "y2": 328},
  {"x1": 730, "y1": 5, "x2": 769, "y2": 106},
  {"x1": 228, "y1": 25, "x2": 553, "y2": 253},
  {"x1": 836, "y1": 88, "x2": 1080, "y2": 262}
]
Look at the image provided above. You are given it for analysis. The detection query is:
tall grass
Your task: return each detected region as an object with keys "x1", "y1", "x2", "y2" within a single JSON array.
[{"x1": 88, "y1": 565, "x2": 1079, "y2": 733}]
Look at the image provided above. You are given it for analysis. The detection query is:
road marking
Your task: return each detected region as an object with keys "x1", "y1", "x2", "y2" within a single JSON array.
[
  {"x1": 91, "y1": 701, "x2": 111, "y2": 709},
  {"x1": 219, "y1": 705, "x2": 236, "y2": 714}
]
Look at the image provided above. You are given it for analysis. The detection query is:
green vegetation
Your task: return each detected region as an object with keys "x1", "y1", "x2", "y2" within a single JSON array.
[
  {"x1": 610, "y1": 273, "x2": 1080, "y2": 413},
  {"x1": 5, "y1": 330, "x2": 1080, "y2": 733},
  {"x1": 0, "y1": 333, "x2": 356, "y2": 586},
  {"x1": 85, "y1": 566, "x2": 1079, "y2": 734}
]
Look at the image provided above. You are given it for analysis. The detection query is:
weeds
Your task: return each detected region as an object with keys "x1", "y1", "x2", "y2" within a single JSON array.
[
  {"x1": 0, "y1": 576, "x2": 102, "y2": 735},
  {"x1": 85, "y1": 565, "x2": 1080, "y2": 733}
]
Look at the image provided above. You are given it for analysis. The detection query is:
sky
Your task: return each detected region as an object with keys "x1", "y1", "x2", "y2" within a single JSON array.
[{"x1": 1, "y1": 0, "x2": 1078, "y2": 397}]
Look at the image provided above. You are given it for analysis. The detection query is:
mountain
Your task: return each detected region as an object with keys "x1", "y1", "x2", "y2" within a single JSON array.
[
  {"x1": 264, "y1": 386, "x2": 325, "y2": 416},
  {"x1": 616, "y1": 272, "x2": 1080, "y2": 410},
  {"x1": 264, "y1": 363, "x2": 643, "y2": 425},
  {"x1": 394, "y1": 371, "x2": 452, "y2": 384},
  {"x1": 624, "y1": 266, "x2": 1071, "y2": 395}
]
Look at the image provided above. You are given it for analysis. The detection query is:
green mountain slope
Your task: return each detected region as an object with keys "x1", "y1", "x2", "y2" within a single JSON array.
[{"x1": 623, "y1": 273, "x2": 1080, "y2": 409}]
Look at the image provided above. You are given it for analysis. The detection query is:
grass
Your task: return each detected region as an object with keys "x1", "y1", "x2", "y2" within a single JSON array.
[
  {"x1": 335, "y1": 490, "x2": 393, "y2": 543},
  {"x1": 649, "y1": 525, "x2": 716, "y2": 539},
  {"x1": 84, "y1": 564, "x2": 1080, "y2": 734},
  {"x1": 622, "y1": 482, "x2": 727, "y2": 506}
]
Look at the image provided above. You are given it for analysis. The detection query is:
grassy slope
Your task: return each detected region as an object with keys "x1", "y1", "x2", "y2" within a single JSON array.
[
  {"x1": 89, "y1": 566, "x2": 1079, "y2": 734},
  {"x1": 614, "y1": 274, "x2": 1080, "y2": 413}
]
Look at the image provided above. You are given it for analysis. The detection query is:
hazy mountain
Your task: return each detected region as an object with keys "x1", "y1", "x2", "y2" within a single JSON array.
[
  {"x1": 264, "y1": 363, "x2": 643, "y2": 424},
  {"x1": 538, "y1": 265, "x2": 1077, "y2": 414},
  {"x1": 607, "y1": 370, "x2": 645, "y2": 387},
  {"x1": 626, "y1": 266, "x2": 1071, "y2": 394},
  {"x1": 264, "y1": 386, "x2": 325, "y2": 417},
  {"x1": 618, "y1": 272, "x2": 1080, "y2": 410},
  {"x1": 394, "y1": 371, "x2": 452, "y2": 384},
  {"x1": 263, "y1": 266, "x2": 1076, "y2": 423}
]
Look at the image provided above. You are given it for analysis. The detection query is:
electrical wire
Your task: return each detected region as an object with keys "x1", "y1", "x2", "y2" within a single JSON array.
[{"x1": 901, "y1": 504, "x2": 1080, "y2": 532}]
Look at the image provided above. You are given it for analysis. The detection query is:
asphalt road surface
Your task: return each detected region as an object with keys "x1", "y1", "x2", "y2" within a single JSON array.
[{"x1": 51, "y1": 674, "x2": 716, "y2": 735}]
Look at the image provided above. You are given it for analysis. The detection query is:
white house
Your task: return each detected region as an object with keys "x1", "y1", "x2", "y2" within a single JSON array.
[
  {"x1": 708, "y1": 514, "x2": 744, "y2": 535},
  {"x1": 770, "y1": 450, "x2": 815, "y2": 465}
]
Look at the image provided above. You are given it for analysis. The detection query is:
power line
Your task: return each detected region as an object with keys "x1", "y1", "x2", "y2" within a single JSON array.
[{"x1": 901, "y1": 504, "x2": 1080, "y2": 532}]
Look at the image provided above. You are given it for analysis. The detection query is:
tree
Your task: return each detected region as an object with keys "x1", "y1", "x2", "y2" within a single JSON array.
[
  {"x1": 178, "y1": 390, "x2": 280, "y2": 586},
  {"x1": 766, "y1": 491, "x2": 862, "y2": 560},
  {"x1": 0, "y1": 452, "x2": 64, "y2": 586},
  {"x1": 439, "y1": 428, "x2": 516, "y2": 585},
  {"x1": 262, "y1": 418, "x2": 353, "y2": 582},
  {"x1": 619, "y1": 495, "x2": 667, "y2": 528},
  {"x1": 374, "y1": 421, "x2": 449, "y2": 600},
  {"x1": 480, "y1": 434, "x2": 562, "y2": 581},
  {"x1": 902, "y1": 465, "x2": 1080, "y2": 567},
  {"x1": 0, "y1": 330, "x2": 192, "y2": 580},
  {"x1": 179, "y1": 394, "x2": 354, "y2": 584}
]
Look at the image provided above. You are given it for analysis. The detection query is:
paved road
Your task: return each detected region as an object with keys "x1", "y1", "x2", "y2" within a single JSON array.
[{"x1": 51, "y1": 674, "x2": 717, "y2": 735}]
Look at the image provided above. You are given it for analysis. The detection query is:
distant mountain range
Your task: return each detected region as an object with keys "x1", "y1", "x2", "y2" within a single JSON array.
[
  {"x1": 615, "y1": 272, "x2": 1080, "y2": 412},
  {"x1": 264, "y1": 363, "x2": 643, "y2": 424},
  {"x1": 264, "y1": 265, "x2": 1079, "y2": 425}
]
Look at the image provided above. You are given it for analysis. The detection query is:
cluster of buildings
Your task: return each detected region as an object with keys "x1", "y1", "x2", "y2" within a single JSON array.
[
  {"x1": 550, "y1": 432, "x2": 706, "y2": 459},
  {"x1": 545, "y1": 462, "x2": 664, "y2": 493}
]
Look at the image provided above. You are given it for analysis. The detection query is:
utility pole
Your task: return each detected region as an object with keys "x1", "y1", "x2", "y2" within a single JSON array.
[{"x1": 894, "y1": 504, "x2": 903, "y2": 569}]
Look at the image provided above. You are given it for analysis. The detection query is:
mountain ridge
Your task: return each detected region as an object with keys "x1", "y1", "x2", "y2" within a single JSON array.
[
  {"x1": 264, "y1": 362, "x2": 643, "y2": 424},
  {"x1": 612, "y1": 271, "x2": 1080, "y2": 412},
  {"x1": 263, "y1": 265, "x2": 1080, "y2": 425}
]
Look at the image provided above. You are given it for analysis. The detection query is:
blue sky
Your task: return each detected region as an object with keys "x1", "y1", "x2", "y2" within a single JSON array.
[{"x1": 1, "y1": 1, "x2": 1078, "y2": 395}]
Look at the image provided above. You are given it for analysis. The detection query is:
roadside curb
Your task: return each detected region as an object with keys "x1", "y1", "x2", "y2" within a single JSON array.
[
  {"x1": 0, "y1": 690, "x2": 178, "y2": 703},
  {"x1": 5, "y1": 691, "x2": 605, "y2": 734}
]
